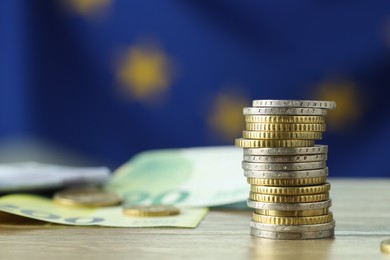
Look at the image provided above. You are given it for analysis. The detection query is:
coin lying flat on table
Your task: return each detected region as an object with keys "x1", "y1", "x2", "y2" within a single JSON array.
[
  {"x1": 250, "y1": 183, "x2": 331, "y2": 195},
  {"x1": 252, "y1": 212, "x2": 333, "y2": 225},
  {"x1": 245, "y1": 115, "x2": 326, "y2": 123},
  {"x1": 250, "y1": 227, "x2": 334, "y2": 240},
  {"x1": 252, "y1": 100, "x2": 336, "y2": 110},
  {"x1": 235, "y1": 138, "x2": 315, "y2": 148},
  {"x1": 255, "y1": 208, "x2": 329, "y2": 217},
  {"x1": 381, "y1": 239, "x2": 390, "y2": 254},
  {"x1": 242, "y1": 161, "x2": 326, "y2": 171},
  {"x1": 249, "y1": 192, "x2": 329, "y2": 203},
  {"x1": 243, "y1": 145, "x2": 328, "y2": 156},
  {"x1": 245, "y1": 123, "x2": 326, "y2": 132},
  {"x1": 247, "y1": 176, "x2": 327, "y2": 186},
  {"x1": 243, "y1": 154, "x2": 327, "y2": 163},
  {"x1": 123, "y1": 205, "x2": 180, "y2": 217},
  {"x1": 242, "y1": 131, "x2": 323, "y2": 140},
  {"x1": 247, "y1": 199, "x2": 332, "y2": 211},
  {"x1": 244, "y1": 168, "x2": 329, "y2": 179},
  {"x1": 53, "y1": 188, "x2": 121, "y2": 207},
  {"x1": 243, "y1": 107, "x2": 327, "y2": 116},
  {"x1": 250, "y1": 220, "x2": 336, "y2": 232}
]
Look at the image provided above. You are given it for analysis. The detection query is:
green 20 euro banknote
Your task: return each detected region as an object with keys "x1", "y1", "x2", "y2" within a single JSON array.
[
  {"x1": 0, "y1": 194, "x2": 208, "y2": 228},
  {"x1": 104, "y1": 146, "x2": 248, "y2": 207},
  {"x1": 0, "y1": 146, "x2": 247, "y2": 227}
]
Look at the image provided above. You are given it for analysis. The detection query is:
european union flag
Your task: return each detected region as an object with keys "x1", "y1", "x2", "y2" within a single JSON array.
[{"x1": 1, "y1": 0, "x2": 390, "y2": 176}]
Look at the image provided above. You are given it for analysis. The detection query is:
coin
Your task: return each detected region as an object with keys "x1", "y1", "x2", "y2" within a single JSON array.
[
  {"x1": 244, "y1": 168, "x2": 329, "y2": 179},
  {"x1": 235, "y1": 138, "x2": 315, "y2": 148},
  {"x1": 252, "y1": 212, "x2": 333, "y2": 225},
  {"x1": 245, "y1": 115, "x2": 326, "y2": 123},
  {"x1": 243, "y1": 145, "x2": 328, "y2": 156},
  {"x1": 123, "y1": 205, "x2": 180, "y2": 217},
  {"x1": 249, "y1": 192, "x2": 329, "y2": 203},
  {"x1": 252, "y1": 100, "x2": 336, "y2": 110},
  {"x1": 247, "y1": 176, "x2": 327, "y2": 186},
  {"x1": 245, "y1": 123, "x2": 326, "y2": 132},
  {"x1": 250, "y1": 227, "x2": 334, "y2": 240},
  {"x1": 243, "y1": 107, "x2": 327, "y2": 116},
  {"x1": 255, "y1": 208, "x2": 329, "y2": 217},
  {"x1": 53, "y1": 188, "x2": 121, "y2": 207},
  {"x1": 380, "y1": 239, "x2": 390, "y2": 254},
  {"x1": 247, "y1": 199, "x2": 332, "y2": 211},
  {"x1": 250, "y1": 183, "x2": 331, "y2": 195},
  {"x1": 250, "y1": 220, "x2": 336, "y2": 232},
  {"x1": 242, "y1": 131, "x2": 322, "y2": 140},
  {"x1": 243, "y1": 154, "x2": 327, "y2": 163},
  {"x1": 242, "y1": 161, "x2": 326, "y2": 171}
]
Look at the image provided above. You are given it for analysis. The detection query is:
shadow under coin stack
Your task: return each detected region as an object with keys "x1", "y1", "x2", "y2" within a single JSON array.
[{"x1": 234, "y1": 100, "x2": 336, "y2": 240}]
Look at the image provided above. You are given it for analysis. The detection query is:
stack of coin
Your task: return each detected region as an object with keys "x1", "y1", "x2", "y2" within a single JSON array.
[{"x1": 235, "y1": 100, "x2": 336, "y2": 240}]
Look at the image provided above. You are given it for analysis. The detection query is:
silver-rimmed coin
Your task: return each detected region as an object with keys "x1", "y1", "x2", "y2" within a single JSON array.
[
  {"x1": 243, "y1": 145, "x2": 328, "y2": 156},
  {"x1": 250, "y1": 220, "x2": 336, "y2": 232},
  {"x1": 243, "y1": 107, "x2": 327, "y2": 116},
  {"x1": 250, "y1": 227, "x2": 334, "y2": 240},
  {"x1": 247, "y1": 199, "x2": 332, "y2": 211},
  {"x1": 244, "y1": 168, "x2": 328, "y2": 179},
  {"x1": 243, "y1": 154, "x2": 327, "y2": 163},
  {"x1": 242, "y1": 161, "x2": 326, "y2": 171},
  {"x1": 252, "y1": 100, "x2": 336, "y2": 110}
]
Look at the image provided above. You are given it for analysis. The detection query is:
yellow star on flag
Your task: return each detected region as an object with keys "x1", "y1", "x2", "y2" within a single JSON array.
[
  {"x1": 117, "y1": 44, "x2": 173, "y2": 102},
  {"x1": 315, "y1": 80, "x2": 362, "y2": 130},
  {"x1": 208, "y1": 91, "x2": 249, "y2": 141},
  {"x1": 61, "y1": 0, "x2": 112, "y2": 16}
]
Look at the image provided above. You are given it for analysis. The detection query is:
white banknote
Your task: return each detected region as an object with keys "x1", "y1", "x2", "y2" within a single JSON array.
[{"x1": 0, "y1": 162, "x2": 110, "y2": 192}]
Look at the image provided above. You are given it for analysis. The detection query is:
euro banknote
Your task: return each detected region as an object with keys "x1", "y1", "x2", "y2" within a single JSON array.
[
  {"x1": 104, "y1": 146, "x2": 248, "y2": 207},
  {"x1": 0, "y1": 194, "x2": 208, "y2": 228},
  {"x1": 0, "y1": 162, "x2": 110, "y2": 192}
]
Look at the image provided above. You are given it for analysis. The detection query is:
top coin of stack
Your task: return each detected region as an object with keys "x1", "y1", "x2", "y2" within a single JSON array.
[{"x1": 234, "y1": 99, "x2": 336, "y2": 240}]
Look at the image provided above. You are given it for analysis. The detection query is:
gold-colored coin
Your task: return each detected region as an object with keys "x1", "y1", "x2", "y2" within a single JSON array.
[
  {"x1": 235, "y1": 138, "x2": 315, "y2": 148},
  {"x1": 245, "y1": 115, "x2": 326, "y2": 123},
  {"x1": 380, "y1": 239, "x2": 390, "y2": 254},
  {"x1": 249, "y1": 192, "x2": 329, "y2": 203},
  {"x1": 242, "y1": 131, "x2": 322, "y2": 140},
  {"x1": 53, "y1": 188, "x2": 121, "y2": 207},
  {"x1": 123, "y1": 205, "x2": 180, "y2": 217},
  {"x1": 255, "y1": 208, "x2": 329, "y2": 217},
  {"x1": 250, "y1": 183, "x2": 331, "y2": 195},
  {"x1": 252, "y1": 212, "x2": 333, "y2": 225},
  {"x1": 247, "y1": 176, "x2": 327, "y2": 186},
  {"x1": 245, "y1": 123, "x2": 326, "y2": 132}
]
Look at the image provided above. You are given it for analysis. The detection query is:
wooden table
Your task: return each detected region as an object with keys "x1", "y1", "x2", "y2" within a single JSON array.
[{"x1": 0, "y1": 179, "x2": 390, "y2": 259}]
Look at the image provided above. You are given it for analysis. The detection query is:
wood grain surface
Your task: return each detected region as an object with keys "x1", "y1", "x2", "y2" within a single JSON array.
[{"x1": 1, "y1": 179, "x2": 390, "y2": 260}]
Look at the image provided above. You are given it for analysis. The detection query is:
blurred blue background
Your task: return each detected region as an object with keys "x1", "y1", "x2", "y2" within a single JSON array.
[{"x1": 1, "y1": 0, "x2": 390, "y2": 176}]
